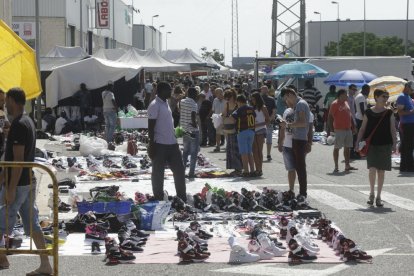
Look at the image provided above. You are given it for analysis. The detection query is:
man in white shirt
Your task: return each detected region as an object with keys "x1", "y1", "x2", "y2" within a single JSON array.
[
  {"x1": 212, "y1": 88, "x2": 226, "y2": 152},
  {"x1": 355, "y1": 84, "x2": 370, "y2": 129},
  {"x1": 55, "y1": 111, "x2": 68, "y2": 135},
  {"x1": 102, "y1": 81, "x2": 118, "y2": 143},
  {"x1": 201, "y1": 83, "x2": 213, "y2": 102}
]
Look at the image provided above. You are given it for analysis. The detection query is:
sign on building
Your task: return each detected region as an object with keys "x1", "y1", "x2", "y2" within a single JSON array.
[
  {"x1": 96, "y1": 0, "x2": 110, "y2": 29},
  {"x1": 12, "y1": 22, "x2": 36, "y2": 40}
]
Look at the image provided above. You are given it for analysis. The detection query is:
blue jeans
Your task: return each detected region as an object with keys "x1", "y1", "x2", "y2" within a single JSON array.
[
  {"x1": 0, "y1": 184, "x2": 41, "y2": 236},
  {"x1": 237, "y1": 129, "x2": 255, "y2": 154},
  {"x1": 104, "y1": 111, "x2": 117, "y2": 143},
  {"x1": 182, "y1": 131, "x2": 200, "y2": 176}
]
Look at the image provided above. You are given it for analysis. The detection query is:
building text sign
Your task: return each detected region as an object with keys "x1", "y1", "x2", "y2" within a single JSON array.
[{"x1": 96, "y1": 0, "x2": 110, "y2": 29}]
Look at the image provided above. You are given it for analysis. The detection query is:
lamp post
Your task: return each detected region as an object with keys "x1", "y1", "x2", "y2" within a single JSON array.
[
  {"x1": 151, "y1": 14, "x2": 159, "y2": 49},
  {"x1": 363, "y1": 0, "x2": 366, "y2": 56},
  {"x1": 158, "y1": 25, "x2": 165, "y2": 52},
  {"x1": 166, "y1": 31, "x2": 172, "y2": 51},
  {"x1": 331, "y1": 1, "x2": 340, "y2": 56},
  {"x1": 405, "y1": 0, "x2": 410, "y2": 55},
  {"x1": 314, "y1": 11, "x2": 322, "y2": 56}
]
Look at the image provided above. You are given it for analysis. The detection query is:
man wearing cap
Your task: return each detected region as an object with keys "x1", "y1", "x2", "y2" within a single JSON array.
[{"x1": 397, "y1": 81, "x2": 414, "y2": 172}]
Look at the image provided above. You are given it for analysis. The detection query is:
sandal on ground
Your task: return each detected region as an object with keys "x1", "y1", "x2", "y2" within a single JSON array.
[
  {"x1": 367, "y1": 194, "x2": 375, "y2": 205},
  {"x1": 0, "y1": 265, "x2": 9, "y2": 270},
  {"x1": 345, "y1": 166, "x2": 358, "y2": 172},
  {"x1": 376, "y1": 197, "x2": 384, "y2": 207},
  {"x1": 249, "y1": 171, "x2": 261, "y2": 177},
  {"x1": 333, "y1": 168, "x2": 339, "y2": 173}
]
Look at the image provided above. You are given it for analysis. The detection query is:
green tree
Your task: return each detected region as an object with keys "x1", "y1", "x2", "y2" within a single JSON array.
[
  {"x1": 200, "y1": 47, "x2": 225, "y2": 66},
  {"x1": 325, "y1": 32, "x2": 413, "y2": 57}
]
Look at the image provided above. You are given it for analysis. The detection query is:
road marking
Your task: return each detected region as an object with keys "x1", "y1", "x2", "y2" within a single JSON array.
[
  {"x1": 212, "y1": 248, "x2": 394, "y2": 276},
  {"x1": 256, "y1": 183, "x2": 414, "y2": 187},
  {"x1": 360, "y1": 191, "x2": 414, "y2": 211},
  {"x1": 307, "y1": 189, "x2": 364, "y2": 210},
  {"x1": 405, "y1": 234, "x2": 414, "y2": 250}
]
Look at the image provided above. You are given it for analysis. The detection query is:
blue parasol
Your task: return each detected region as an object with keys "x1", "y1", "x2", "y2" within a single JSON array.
[
  {"x1": 323, "y1": 69, "x2": 377, "y2": 87},
  {"x1": 265, "y1": 61, "x2": 329, "y2": 79}
]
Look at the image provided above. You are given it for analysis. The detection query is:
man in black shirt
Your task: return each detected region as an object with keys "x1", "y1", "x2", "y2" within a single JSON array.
[
  {"x1": 0, "y1": 88, "x2": 52, "y2": 275},
  {"x1": 73, "y1": 83, "x2": 91, "y2": 130}
]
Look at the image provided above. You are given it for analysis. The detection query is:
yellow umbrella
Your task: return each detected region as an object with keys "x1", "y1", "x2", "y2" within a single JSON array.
[
  {"x1": 0, "y1": 20, "x2": 41, "y2": 99},
  {"x1": 367, "y1": 76, "x2": 407, "y2": 105}
]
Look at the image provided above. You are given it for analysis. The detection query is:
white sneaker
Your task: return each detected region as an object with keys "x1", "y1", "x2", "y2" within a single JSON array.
[
  {"x1": 248, "y1": 240, "x2": 274, "y2": 260},
  {"x1": 228, "y1": 236, "x2": 260, "y2": 263},
  {"x1": 295, "y1": 235, "x2": 320, "y2": 253},
  {"x1": 229, "y1": 244, "x2": 260, "y2": 263},
  {"x1": 257, "y1": 233, "x2": 288, "y2": 257}
]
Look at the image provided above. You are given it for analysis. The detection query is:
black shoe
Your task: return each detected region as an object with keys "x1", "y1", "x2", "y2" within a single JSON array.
[{"x1": 267, "y1": 155, "x2": 272, "y2": 161}]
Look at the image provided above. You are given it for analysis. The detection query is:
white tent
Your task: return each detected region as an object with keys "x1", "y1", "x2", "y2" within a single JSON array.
[
  {"x1": 45, "y1": 57, "x2": 142, "y2": 107},
  {"x1": 162, "y1": 48, "x2": 218, "y2": 69},
  {"x1": 46, "y1": 46, "x2": 87, "y2": 58},
  {"x1": 118, "y1": 48, "x2": 190, "y2": 72},
  {"x1": 93, "y1": 48, "x2": 128, "y2": 61},
  {"x1": 205, "y1": 56, "x2": 230, "y2": 73}
]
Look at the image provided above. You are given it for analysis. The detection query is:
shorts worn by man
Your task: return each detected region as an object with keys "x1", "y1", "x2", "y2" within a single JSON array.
[
  {"x1": 0, "y1": 88, "x2": 52, "y2": 275},
  {"x1": 328, "y1": 89, "x2": 357, "y2": 172},
  {"x1": 147, "y1": 82, "x2": 186, "y2": 202}
]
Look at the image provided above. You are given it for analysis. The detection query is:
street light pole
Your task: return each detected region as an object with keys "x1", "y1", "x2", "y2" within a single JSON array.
[
  {"x1": 314, "y1": 11, "x2": 322, "y2": 56},
  {"x1": 158, "y1": 25, "x2": 165, "y2": 52},
  {"x1": 151, "y1": 14, "x2": 159, "y2": 49},
  {"x1": 363, "y1": 0, "x2": 366, "y2": 56},
  {"x1": 405, "y1": 0, "x2": 410, "y2": 55},
  {"x1": 166, "y1": 31, "x2": 171, "y2": 51},
  {"x1": 35, "y1": 0, "x2": 42, "y2": 129},
  {"x1": 331, "y1": 1, "x2": 340, "y2": 56}
]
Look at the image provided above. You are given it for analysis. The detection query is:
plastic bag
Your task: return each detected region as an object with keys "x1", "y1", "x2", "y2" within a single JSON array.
[
  {"x1": 212, "y1": 113, "x2": 223, "y2": 129},
  {"x1": 138, "y1": 201, "x2": 171, "y2": 231},
  {"x1": 126, "y1": 104, "x2": 138, "y2": 117},
  {"x1": 79, "y1": 135, "x2": 108, "y2": 156}
]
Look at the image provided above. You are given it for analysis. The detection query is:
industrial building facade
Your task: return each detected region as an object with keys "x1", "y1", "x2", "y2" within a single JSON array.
[{"x1": 9, "y1": 0, "x2": 162, "y2": 56}]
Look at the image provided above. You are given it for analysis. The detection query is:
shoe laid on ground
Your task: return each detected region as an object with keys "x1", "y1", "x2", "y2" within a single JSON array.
[
  {"x1": 178, "y1": 239, "x2": 209, "y2": 263},
  {"x1": 248, "y1": 240, "x2": 275, "y2": 260},
  {"x1": 106, "y1": 249, "x2": 136, "y2": 264},
  {"x1": 130, "y1": 228, "x2": 150, "y2": 238},
  {"x1": 288, "y1": 239, "x2": 317, "y2": 263},
  {"x1": 367, "y1": 194, "x2": 374, "y2": 205},
  {"x1": 91, "y1": 241, "x2": 101, "y2": 254},
  {"x1": 213, "y1": 146, "x2": 220, "y2": 152},
  {"x1": 267, "y1": 155, "x2": 272, "y2": 161},
  {"x1": 376, "y1": 197, "x2": 384, "y2": 207},
  {"x1": 120, "y1": 240, "x2": 144, "y2": 252},
  {"x1": 229, "y1": 244, "x2": 260, "y2": 263},
  {"x1": 85, "y1": 223, "x2": 107, "y2": 241},
  {"x1": 257, "y1": 233, "x2": 288, "y2": 257},
  {"x1": 279, "y1": 216, "x2": 289, "y2": 239}
]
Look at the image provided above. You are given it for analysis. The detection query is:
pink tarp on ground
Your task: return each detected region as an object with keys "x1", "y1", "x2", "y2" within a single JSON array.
[{"x1": 134, "y1": 236, "x2": 343, "y2": 264}]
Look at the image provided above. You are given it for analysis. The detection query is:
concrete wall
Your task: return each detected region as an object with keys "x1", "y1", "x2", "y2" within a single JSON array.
[
  {"x1": 0, "y1": 0, "x2": 13, "y2": 26},
  {"x1": 132, "y1": 24, "x2": 162, "y2": 52},
  {"x1": 285, "y1": 20, "x2": 414, "y2": 56},
  {"x1": 13, "y1": 16, "x2": 66, "y2": 56}
]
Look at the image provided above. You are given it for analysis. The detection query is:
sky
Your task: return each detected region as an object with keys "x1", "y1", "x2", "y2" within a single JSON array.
[{"x1": 126, "y1": 0, "x2": 413, "y2": 65}]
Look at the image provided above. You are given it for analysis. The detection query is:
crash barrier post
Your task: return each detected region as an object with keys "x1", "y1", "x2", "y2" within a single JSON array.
[{"x1": 0, "y1": 162, "x2": 59, "y2": 276}]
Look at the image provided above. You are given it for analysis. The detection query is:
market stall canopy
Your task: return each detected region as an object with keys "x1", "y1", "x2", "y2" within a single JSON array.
[
  {"x1": 323, "y1": 69, "x2": 377, "y2": 87},
  {"x1": 0, "y1": 19, "x2": 41, "y2": 99},
  {"x1": 367, "y1": 76, "x2": 407, "y2": 104},
  {"x1": 45, "y1": 57, "x2": 142, "y2": 107},
  {"x1": 162, "y1": 48, "x2": 219, "y2": 69},
  {"x1": 205, "y1": 56, "x2": 229, "y2": 72},
  {"x1": 40, "y1": 57, "x2": 87, "y2": 71},
  {"x1": 265, "y1": 61, "x2": 329, "y2": 79},
  {"x1": 93, "y1": 48, "x2": 128, "y2": 61},
  {"x1": 45, "y1": 46, "x2": 88, "y2": 58},
  {"x1": 118, "y1": 48, "x2": 190, "y2": 72}
]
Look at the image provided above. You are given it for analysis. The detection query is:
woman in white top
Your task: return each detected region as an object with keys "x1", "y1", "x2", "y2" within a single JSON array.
[{"x1": 250, "y1": 91, "x2": 270, "y2": 176}]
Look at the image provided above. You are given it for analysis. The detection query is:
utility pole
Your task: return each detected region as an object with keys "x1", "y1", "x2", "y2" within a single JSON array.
[
  {"x1": 271, "y1": 0, "x2": 277, "y2": 57},
  {"x1": 231, "y1": 0, "x2": 239, "y2": 63},
  {"x1": 80, "y1": 0, "x2": 83, "y2": 48},
  {"x1": 35, "y1": 0, "x2": 42, "y2": 129}
]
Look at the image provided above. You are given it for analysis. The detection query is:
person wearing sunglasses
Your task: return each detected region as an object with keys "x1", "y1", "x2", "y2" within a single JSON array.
[{"x1": 356, "y1": 89, "x2": 397, "y2": 207}]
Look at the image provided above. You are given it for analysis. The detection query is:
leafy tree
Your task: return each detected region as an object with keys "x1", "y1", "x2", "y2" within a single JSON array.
[
  {"x1": 200, "y1": 47, "x2": 225, "y2": 66},
  {"x1": 325, "y1": 32, "x2": 414, "y2": 57}
]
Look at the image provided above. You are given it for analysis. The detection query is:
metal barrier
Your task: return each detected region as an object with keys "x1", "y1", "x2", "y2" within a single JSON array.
[{"x1": 0, "y1": 162, "x2": 59, "y2": 276}]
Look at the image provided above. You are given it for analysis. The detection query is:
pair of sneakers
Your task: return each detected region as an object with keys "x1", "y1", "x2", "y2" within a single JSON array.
[{"x1": 367, "y1": 194, "x2": 383, "y2": 207}]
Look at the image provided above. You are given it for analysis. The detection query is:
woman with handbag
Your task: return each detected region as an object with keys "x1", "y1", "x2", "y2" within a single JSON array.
[
  {"x1": 356, "y1": 89, "x2": 397, "y2": 207},
  {"x1": 222, "y1": 89, "x2": 242, "y2": 176}
]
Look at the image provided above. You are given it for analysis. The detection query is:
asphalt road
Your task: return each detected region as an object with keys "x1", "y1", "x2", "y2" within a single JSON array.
[{"x1": 2, "y1": 140, "x2": 414, "y2": 276}]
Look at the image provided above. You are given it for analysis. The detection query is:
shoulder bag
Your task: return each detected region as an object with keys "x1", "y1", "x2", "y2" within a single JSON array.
[
  {"x1": 358, "y1": 110, "x2": 388, "y2": 157},
  {"x1": 223, "y1": 102, "x2": 236, "y2": 135}
]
